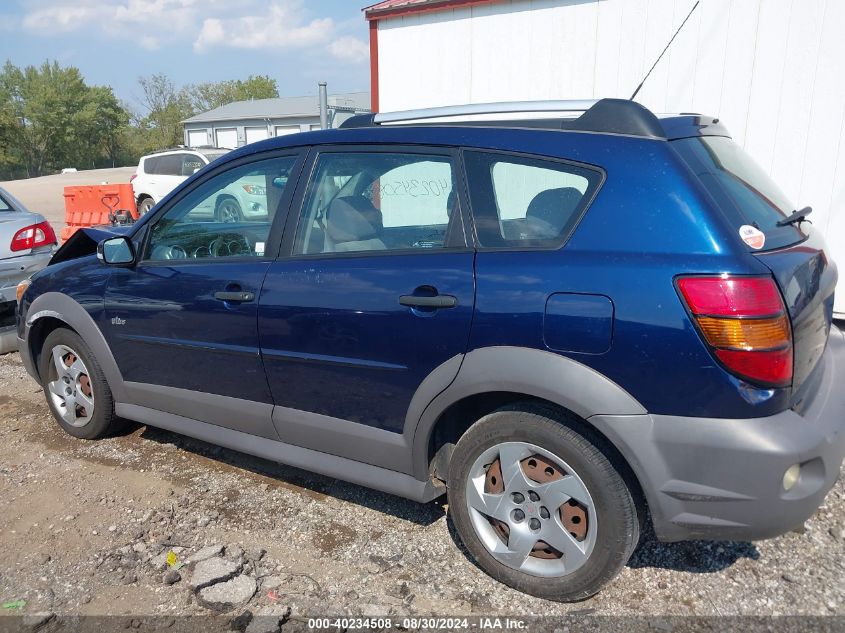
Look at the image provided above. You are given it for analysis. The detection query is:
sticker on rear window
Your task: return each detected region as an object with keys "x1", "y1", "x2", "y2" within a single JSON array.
[
  {"x1": 255, "y1": 241, "x2": 265, "y2": 256},
  {"x1": 739, "y1": 225, "x2": 766, "y2": 250}
]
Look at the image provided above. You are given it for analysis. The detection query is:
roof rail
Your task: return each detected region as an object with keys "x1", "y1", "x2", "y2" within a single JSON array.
[
  {"x1": 339, "y1": 98, "x2": 666, "y2": 139},
  {"x1": 375, "y1": 99, "x2": 599, "y2": 123}
]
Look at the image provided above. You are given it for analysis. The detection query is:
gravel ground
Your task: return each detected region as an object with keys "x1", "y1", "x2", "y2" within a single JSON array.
[{"x1": 0, "y1": 350, "x2": 844, "y2": 631}]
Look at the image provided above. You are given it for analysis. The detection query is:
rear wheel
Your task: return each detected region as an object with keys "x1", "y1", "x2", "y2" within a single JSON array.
[
  {"x1": 137, "y1": 197, "x2": 155, "y2": 216},
  {"x1": 447, "y1": 404, "x2": 639, "y2": 601},
  {"x1": 39, "y1": 328, "x2": 118, "y2": 440}
]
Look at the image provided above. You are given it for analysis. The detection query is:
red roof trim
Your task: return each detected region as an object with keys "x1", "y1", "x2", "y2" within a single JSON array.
[
  {"x1": 364, "y1": 0, "x2": 505, "y2": 21},
  {"x1": 369, "y1": 20, "x2": 379, "y2": 112}
]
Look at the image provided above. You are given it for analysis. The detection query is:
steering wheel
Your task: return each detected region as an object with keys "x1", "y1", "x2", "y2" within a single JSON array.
[{"x1": 210, "y1": 233, "x2": 252, "y2": 258}]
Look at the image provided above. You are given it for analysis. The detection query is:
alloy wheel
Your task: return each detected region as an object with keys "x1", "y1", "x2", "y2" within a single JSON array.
[
  {"x1": 46, "y1": 345, "x2": 95, "y2": 428},
  {"x1": 217, "y1": 200, "x2": 241, "y2": 223}
]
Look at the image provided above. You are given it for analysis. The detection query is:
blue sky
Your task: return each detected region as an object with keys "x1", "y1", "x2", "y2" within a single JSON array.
[{"x1": 0, "y1": 0, "x2": 371, "y2": 111}]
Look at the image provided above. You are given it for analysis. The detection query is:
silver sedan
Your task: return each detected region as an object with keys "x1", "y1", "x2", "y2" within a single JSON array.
[{"x1": 0, "y1": 187, "x2": 57, "y2": 352}]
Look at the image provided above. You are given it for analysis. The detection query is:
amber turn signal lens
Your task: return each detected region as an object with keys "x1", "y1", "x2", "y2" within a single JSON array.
[
  {"x1": 696, "y1": 315, "x2": 791, "y2": 350},
  {"x1": 16, "y1": 279, "x2": 31, "y2": 303}
]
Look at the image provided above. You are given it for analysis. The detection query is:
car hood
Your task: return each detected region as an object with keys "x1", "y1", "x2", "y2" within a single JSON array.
[{"x1": 49, "y1": 224, "x2": 134, "y2": 266}]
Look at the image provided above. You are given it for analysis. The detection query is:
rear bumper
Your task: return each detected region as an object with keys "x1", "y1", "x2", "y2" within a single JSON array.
[
  {"x1": 0, "y1": 250, "x2": 53, "y2": 303},
  {"x1": 592, "y1": 325, "x2": 845, "y2": 542}
]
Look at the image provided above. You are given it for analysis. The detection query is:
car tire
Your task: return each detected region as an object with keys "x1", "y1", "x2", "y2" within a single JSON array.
[
  {"x1": 137, "y1": 197, "x2": 155, "y2": 216},
  {"x1": 215, "y1": 197, "x2": 243, "y2": 223},
  {"x1": 39, "y1": 328, "x2": 119, "y2": 440},
  {"x1": 446, "y1": 403, "x2": 640, "y2": 602}
]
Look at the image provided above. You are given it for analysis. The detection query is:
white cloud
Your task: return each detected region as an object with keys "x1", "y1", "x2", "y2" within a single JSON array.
[
  {"x1": 20, "y1": 0, "x2": 205, "y2": 48},
  {"x1": 193, "y1": 2, "x2": 334, "y2": 52},
  {"x1": 18, "y1": 0, "x2": 368, "y2": 63},
  {"x1": 329, "y1": 36, "x2": 369, "y2": 65}
]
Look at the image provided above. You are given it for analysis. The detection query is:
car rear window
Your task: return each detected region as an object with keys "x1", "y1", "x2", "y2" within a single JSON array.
[
  {"x1": 463, "y1": 151, "x2": 603, "y2": 249},
  {"x1": 672, "y1": 136, "x2": 805, "y2": 251}
]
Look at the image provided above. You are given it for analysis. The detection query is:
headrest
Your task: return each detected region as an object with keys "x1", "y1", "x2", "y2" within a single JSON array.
[
  {"x1": 526, "y1": 187, "x2": 583, "y2": 230},
  {"x1": 326, "y1": 196, "x2": 383, "y2": 244}
]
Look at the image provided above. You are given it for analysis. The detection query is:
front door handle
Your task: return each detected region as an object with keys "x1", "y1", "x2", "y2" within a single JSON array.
[
  {"x1": 214, "y1": 291, "x2": 255, "y2": 302},
  {"x1": 399, "y1": 294, "x2": 458, "y2": 309}
]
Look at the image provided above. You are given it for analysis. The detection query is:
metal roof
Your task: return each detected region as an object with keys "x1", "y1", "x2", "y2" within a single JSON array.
[
  {"x1": 183, "y1": 92, "x2": 370, "y2": 124},
  {"x1": 364, "y1": 0, "x2": 504, "y2": 20}
]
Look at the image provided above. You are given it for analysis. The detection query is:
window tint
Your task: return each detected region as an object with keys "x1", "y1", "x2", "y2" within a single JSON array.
[
  {"x1": 463, "y1": 151, "x2": 602, "y2": 248},
  {"x1": 145, "y1": 155, "x2": 297, "y2": 262},
  {"x1": 156, "y1": 154, "x2": 184, "y2": 176},
  {"x1": 293, "y1": 152, "x2": 461, "y2": 255},
  {"x1": 672, "y1": 136, "x2": 804, "y2": 250},
  {"x1": 0, "y1": 196, "x2": 10, "y2": 211},
  {"x1": 182, "y1": 154, "x2": 205, "y2": 176},
  {"x1": 143, "y1": 156, "x2": 161, "y2": 175}
]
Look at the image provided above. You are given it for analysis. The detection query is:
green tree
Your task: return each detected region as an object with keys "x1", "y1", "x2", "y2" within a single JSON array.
[
  {"x1": 137, "y1": 73, "x2": 194, "y2": 152},
  {"x1": 0, "y1": 60, "x2": 135, "y2": 178},
  {"x1": 185, "y1": 75, "x2": 279, "y2": 114}
]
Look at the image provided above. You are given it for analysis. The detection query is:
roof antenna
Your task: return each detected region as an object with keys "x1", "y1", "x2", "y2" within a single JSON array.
[{"x1": 630, "y1": 0, "x2": 700, "y2": 101}]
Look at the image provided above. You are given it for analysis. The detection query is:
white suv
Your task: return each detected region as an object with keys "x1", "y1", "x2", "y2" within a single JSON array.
[{"x1": 131, "y1": 148, "x2": 231, "y2": 217}]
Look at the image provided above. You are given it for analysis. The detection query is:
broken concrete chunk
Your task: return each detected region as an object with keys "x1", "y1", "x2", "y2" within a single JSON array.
[
  {"x1": 22, "y1": 612, "x2": 54, "y2": 631},
  {"x1": 189, "y1": 557, "x2": 242, "y2": 591},
  {"x1": 197, "y1": 575, "x2": 257, "y2": 612},
  {"x1": 186, "y1": 544, "x2": 224, "y2": 566},
  {"x1": 261, "y1": 576, "x2": 283, "y2": 590},
  {"x1": 245, "y1": 615, "x2": 282, "y2": 633}
]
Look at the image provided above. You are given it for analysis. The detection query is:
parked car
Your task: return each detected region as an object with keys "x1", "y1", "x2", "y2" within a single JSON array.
[
  {"x1": 131, "y1": 147, "x2": 232, "y2": 217},
  {"x1": 0, "y1": 187, "x2": 57, "y2": 353},
  {"x1": 16, "y1": 100, "x2": 844, "y2": 601}
]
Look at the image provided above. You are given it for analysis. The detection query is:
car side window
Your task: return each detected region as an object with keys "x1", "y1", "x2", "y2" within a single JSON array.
[
  {"x1": 293, "y1": 152, "x2": 461, "y2": 255},
  {"x1": 182, "y1": 155, "x2": 205, "y2": 176},
  {"x1": 155, "y1": 154, "x2": 184, "y2": 177},
  {"x1": 463, "y1": 151, "x2": 603, "y2": 249},
  {"x1": 144, "y1": 155, "x2": 297, "y2": 262}
]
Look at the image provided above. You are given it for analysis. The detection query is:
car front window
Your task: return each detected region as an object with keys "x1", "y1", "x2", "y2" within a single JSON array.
[{"x1": 144, "y1": 155, "x2": 298, "y2": 262}]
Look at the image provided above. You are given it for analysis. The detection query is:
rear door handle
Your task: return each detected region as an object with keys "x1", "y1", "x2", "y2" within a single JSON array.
[
  {"x1": 399, "y1": 294, "x2": 458, "y2": 309},
  {"x1": 214, "y1": 291, "x2": 255, "y2": 302}
]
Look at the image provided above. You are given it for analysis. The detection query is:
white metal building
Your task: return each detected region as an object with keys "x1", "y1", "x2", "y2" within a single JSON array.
[
  {"x1": 182, "y1": 92, "x2": 370, "y2": 150},
  {"x1": 365, "y1": 0, "x2": 845, "y2": 314}
]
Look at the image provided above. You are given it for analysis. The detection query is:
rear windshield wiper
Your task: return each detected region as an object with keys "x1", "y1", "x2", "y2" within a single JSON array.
[{"x1": 776, "y1": 206, "x2": 812, "y2": 227}]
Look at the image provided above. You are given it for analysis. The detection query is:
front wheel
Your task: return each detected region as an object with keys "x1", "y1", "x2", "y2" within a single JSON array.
[
  {"x1": 215, "y1": 198, "x2": 243, "y2": 223},
  {"x1": 447, "y1": 405, "x2": 640, "y2": 601},
  {"x1": 39, "y1": 328, "x2": 119, "y2": 440}
]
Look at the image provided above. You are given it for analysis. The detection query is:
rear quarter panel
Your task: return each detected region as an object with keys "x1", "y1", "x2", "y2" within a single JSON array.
[{"x1": 468, "y1": 133, "x2": 788, "y2": 418}]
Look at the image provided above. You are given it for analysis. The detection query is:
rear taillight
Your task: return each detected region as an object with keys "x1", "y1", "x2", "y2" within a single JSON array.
[
  {"x1": 677, "y1": 275, "x2": 793, "y2": 387},
  {"x1": 11, "y1": 222, "x2": 57, "y2": 252},
  {"x1": 130, "y1": 173, "x2": 137, "y2": 183}
]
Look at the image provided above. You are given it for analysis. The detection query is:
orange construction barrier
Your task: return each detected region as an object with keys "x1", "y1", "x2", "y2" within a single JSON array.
[{"x1": 61, "y1": 184, "x2": 138, "y2": 241}]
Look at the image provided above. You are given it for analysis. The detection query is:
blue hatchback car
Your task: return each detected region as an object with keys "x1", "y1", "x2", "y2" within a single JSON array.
[{"x1": 16, "y1": 99, "x2": 845, "y2": 601}]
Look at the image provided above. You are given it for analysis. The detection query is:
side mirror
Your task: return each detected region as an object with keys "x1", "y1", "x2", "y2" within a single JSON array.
[{"x1": 97, "y1": 236, "x2": 135, "y2": 266}]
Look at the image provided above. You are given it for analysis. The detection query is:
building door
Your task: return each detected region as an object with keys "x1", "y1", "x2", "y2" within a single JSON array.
[
  {"x1": 275, "y1": 125, "x2": 300, "y2": 137},
  {"x1": 215, "y1": 128, "x2": 238, "y2": 149},
  {"x1": 187, "y1": 129, "x2": 208, "y2": 148},
  {"x1": 245, "y1": 126, "x2": 270, "y2": 145}
]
